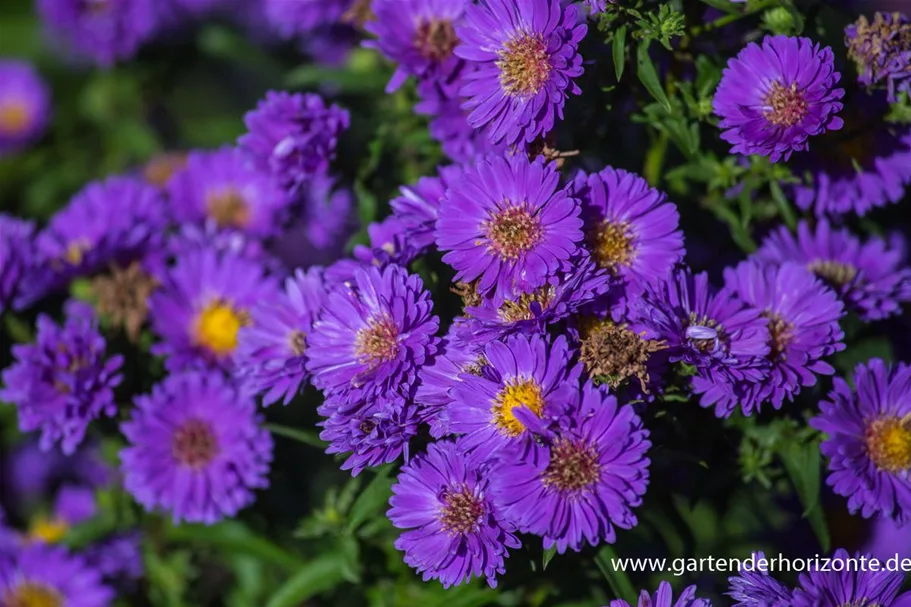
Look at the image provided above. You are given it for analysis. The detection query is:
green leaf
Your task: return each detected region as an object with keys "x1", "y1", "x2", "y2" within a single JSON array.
[
  {"x1": 636, "y1": 41, "x2": 671, "y2": 111},
  {"x1": 264, "y1": 423, "x2": 326, "y2": 449},
  {"x1": 346, "y1": 465, "x2": 394, "y2": 534},
  {"x1": 594, "y1": 546, "x2": 638, "y2": 606},
  {"x1": 165, "y1": 520, "x2": 305, "y2": 571},
  {"x1": 542, "y1": 546, "x2": 558, "y2": 571},
  {"x1": 265, "y1": 555, "x2": 348, "y2": 607},
  {"x1": 612, "y1": 25, "x2": 627, "y2": 82},
  {"x1": 284, "y1": 64, "x2": 389, "y2": 94},
  {"x1": 779, "y1": 441, "x2": 830, "y2": 552}
]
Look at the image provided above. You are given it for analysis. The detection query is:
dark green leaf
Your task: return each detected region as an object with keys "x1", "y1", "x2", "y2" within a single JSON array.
[
  {"x1": 542, "y1": 546, "x2": 558, "y2": 571},
  {"x1": 768, "y1": 181, "x2": 797, "y2": 230},
  {"x1": 346, "y1": 465, "x2": 394, "y2": 533},
  {"x1": 264, "y1": 555, "x2": 348, "y2": 607},
  {"x1": 264, "y1": 423, "x2": 326, "y2": 449},
  {"x1": 612, "y1": 25, "x2": 627, "y2": 82},
  {"x1": 779, "y1": 442, "x2": 830, "y2": 552},
  {"x1": 165, "y1": 521, "x2": 305, "y2": 571},
  {"x1": 594, "y1": 546, "x2": 637, "y2": 606},
  {"x1": 636, "y1": 41, "x2": 671, "y2": 111}
]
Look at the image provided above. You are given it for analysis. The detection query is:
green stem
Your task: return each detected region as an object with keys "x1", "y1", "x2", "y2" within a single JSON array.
[{"x1": 264, "y1": 423, "x2": 327, "y2": 449}]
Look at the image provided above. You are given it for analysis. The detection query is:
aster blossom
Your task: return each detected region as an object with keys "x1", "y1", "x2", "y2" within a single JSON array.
[
  {"x1": 414, "y1": 333, "x2": 486, "y2": 438},
  {"x1": 607, "y1": 581, "x2": 712, "y2": 607},
  {"x1": 0, "y1": 302, "x2": 123, "y2": 455},
  {"x1": 812, "y1": 359, "x2": 911, "y2": 526},
  {"x1": 846, "y1": 12, "x2": 911, "y2": 102},
  {"x1": 491, "y1": 382, "x2": 650, "y2": 554},
  {"x1": 756, "y1": 221, "x2": 911, "y2": 322},
  {"x1": 0, "y1": 60, "x2": 51, "y2": 155},
  {"x1": 713, "y1": 35, "x2": 844, "y2": 162},
  {"x1": 120, "y1": 371, "x2": 273, "y2": 524},
  {"x1": 0, "y1": 543, "x2": 112, "y2": 607},
  {"x1": 570, "y1": 166, "x2": 684, "y2": 299},
  {"x1": 447, "y1": 333, "x2": 582, "y2": 453},
  {"x1": 388, "y1": 439, "x2": 520, "y2": 589},
  {"x1": 727, "y1": 552, "x2": 794, "y2": 607},
  {"x1": 306, "y1": 264, "x2": 439, "y2": 398},
  {"x1": 436, "y1": 154, "x2": 583, "y2": 303},
  {"x1": 237, "y1": 267, "x2": 327, "y2": 406},
  {"x1": 792, "y1": 549, "x2": 911, "y2": 607},
  {"x1": 239, "y1": 91, "x2": 350, "y2": 193},
  {"x1": 0, "y1": 215, "x2": 34, "y2": 315},
  {"x1": 455, "y1": 0, "x2": 586, "y2": 147},
  {"x1": 264, "y1": 0, "x2": 351, "y2": 38},
  {"x1": 390, "y1": 164, "x2": 464, "y2": 252}
]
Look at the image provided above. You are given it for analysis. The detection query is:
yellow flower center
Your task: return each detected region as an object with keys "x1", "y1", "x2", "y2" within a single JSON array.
[
  {"x1": 492, "y1": 378, "x2": 545, "y2": 437},
  {"x1": 497, "y1": 33, "x2": 552, "y2": 97},
  {"x1": 590, "y1": 220, "x2": 634, "y2": 272},
  {"x1": 0, "y1": 101, "x2": 30, "y2": 136},
  {"x1": 143, "y1": 152, "x2": 187, "y2": 188},
  {"x1": 64, "y1": 239, "x2": 91, "y2": 266},
  {"x1": 354, "y1": 314, "x2": 400, "y2": 367},
  {"x1": 3, "y1": 582, "x2": 64, "y2": 607},
  {"x1": 195, "y1": 300, "x2": 248, "y2": 356},
  {"x1": 205, "y1": 187, "x2": 250, "y2": 229},
  {"x1": 28, "y1": 516, "x2": 68, "y2": 544},
  {"x1": 808, "y1": 259, "x2": 858, "y2": 288},
  {"x1": 866, "y1": 417, "x2": 911, "y2": 473}
]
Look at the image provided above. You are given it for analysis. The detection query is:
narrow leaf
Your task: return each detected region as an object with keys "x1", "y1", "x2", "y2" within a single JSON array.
[
  {"x1": 769, "y1": 181, "x2": 797, "y2": 230},
  {"x1": 346, "y1": 465, "x2": 394, "y2": 533},
  {"x1": 779, "y1": 442, "x2": 831, "y2": 552},
  {"x1": 265, "y1": 556, "x2": 347, "y2": 607},
  {"x1": 612, "y1": 25, "x2": 627, "y2": 82},
  {"x1": 595, "y1": 545, "x2": 638, "y2": 606},
  {"x1": 542, "y1": 545, "x2": 558, "y2": 571},
  {"x1": 165, "y1": 521, "x2": 305, "y2": 571},
  {"x1": 636, "y1": 41, "x2": 671, "y2": 111},
  {"x1": 264, "y1": 423, "x2": 326, "y2": 449}
]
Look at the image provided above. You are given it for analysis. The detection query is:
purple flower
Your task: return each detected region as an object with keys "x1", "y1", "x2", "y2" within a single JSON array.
[
  {"x1": 637, "y1": 268, "x2": 770, "y2": 388},
  {"x1": 570, "y1": 166, "x2": 684, "y2": 299},
  {"x1": 388, "y1": 438, "x2": 520, "y2": 588},
  {"x1": 167, "y1": 146, "x2": 292, "y2": 238},
  {"x1": 0, "y1": 543, "x2": 112, "y2": 607},
  {"x1": 350, "y1": 216, "x2": 421, "y2": 270},
  {"x1": 2, "y1": 440, "x2": 111, "y2": 506},
  {"x1": 792, "y1": 549, "x2": 911, "y2": 607},
  {"x1": 83, "y1": 532, "x2": 144, "y2": 584},
  {"x1": 307, "y1": 264, "x2": 439, "y2": 398},
  {"x1": 436, "y1": 155, "x2": 583, "y2": 302},
  {"x1": 318, "y1": 393, "x2": 420, "y2": 476},
  {"x1": 491, "y1": 382, "x2": 650, "y2": 553},
  {"x1": 238, "y1": 91, "x2": 350, "y2": 193},
  {"x1": 585, "y1": 0, "x2": 613, "y2": 14},
  {"x1": 148, "y1": 248, "x2": 278, "y2": 371},
  {"x1": 0, "y1": 302, "x2": 123, "y2": 455},
  {"x1": 447, "y1": 333, "x2": 582, "y2": 453},
  {"x1": 165, "y1": 221, "x2": 282, "y2": 272},
  {"x1": 756, "y1": 221, "x2": 911, "y2": 322},
  {"x1": 713, "y1": 35, "x2": 844, "y2": 162},
  {"x1": 846, "y1": 12, "x2": 911, "y2": 102},
  {"x1": 237, "y1": 267, "x2": 327, "y2": 406},
  {"x1": 608, "y1": 581, "x2": 712, "y2": 607},
  {"x1": 414, "y1": 333, "x2": 486, "y2": 438},
  {"x1": 0, "y1": 215, "x2": 34, "y2": 315},
  {"x1": 812, "y1": 359, "x2": 911, "y2": 526},
  {"x1": 366, "y1": 0, "x2": 466, "y2": 92},
  {"x1": 120, "y1": 371, "x2": 273, "y2": 524},
  {"x1": 455, "y1": 0, "x2": 586, "y2": 147},
  {"x1": 16, "y1": 176, "x2": 166, "y2": 308},
  {"x1": 391, "y1": 164, "x2": 464, "y2": 252},
  {"x1": 37, "y1": 0, "x2": 158, "y2": 66},
  {"x1": 264, "y1": 0, "x2": 350, "y2": 38},
  {"x1": 0, "y1": 60, "x2": 50, "y2": 155},
  {"x1": 727, "y1": 552, "x2": 794, "y2": 607},
  {"x1": 697, "y1": 261, "x2": 845, "y2": 416}
]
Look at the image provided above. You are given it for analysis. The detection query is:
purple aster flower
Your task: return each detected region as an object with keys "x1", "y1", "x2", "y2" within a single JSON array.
[
  {"x1": 846, "y1": 12, "x2": 911, "y2": 102},
  {"x1": 455, "y1": 0, "x2": 586, "y2": 147},
  {"x1": 306, "y1": 264, "x2": 439, "y2": 398},
  {"x1": 148, "y1": 248, "x2": 279, "y2": 371},
  {"x1": 636, "y1": 268, "x2": 770, "y2": 388},
  {"x1": 365, "y1": 0, "x2": 466, "y2": 92},
  {"x1": 713, "y1": 35, "x2": 844, "y2": 162},
  {"x1": 0, "y1": 215, "x2": 34, "y2": 315},
  {"x1": 387, "y1": 438, "x2": 520, "y2": 588},
  {"x1": 756, "y1": 221, "x2": 911, "y2": 322},
  {"x1": 17, "y1": 176, "x2": 166, "y2": 308},
  {"x1": 167, "y1": 146, "x2": 292, "y2": 238},
  {"x1": 607, "y1": 581, "x2": 712, "y2": 607},
  {"x1": 0, "y1": 302, "x2": 123, "y2": 455},
  {"x1": 447, "y1": 333, "x2": 582, "y2": 453},
  {"x1": 585, "y1": 0, "x2": 613, "y2": 14},
  {"x1": 264, "y1": 0, "x2": 350, "y2": 38},
  {"x1": 436, "y1": 154, "x2": 583, "y2": 302},
  {"x1": 165, "y1": 221, "x2": 283, "y2": 273},
  {"x1": 83, "y1": 532, "x2": 143, "y2": 584},
  {"x1": 491, "y1": 382, "x2": 650, "y2": 553},
  {"x1": 0, "y1": 61, "x2": 51, "y2": 155},
  {"x1": 792, "y1": 549, "x2": 911, "y2": 607},
  {"x1": 727, "y1": 552, "x2": 794, "y2": 607},
  {"x1": 37, "y1": 0, "x2": 158, "y2": 67},
  {"x1": 318, "y1": 393, "x2": 420, "y2": 476},
  {"x1": 237, "y1": 267, "x2": 327, "y2": 406},
  {"x1": 0, "y1": 543, "x2": 112, "y2": 607},
  {"x1": 811, "y1": 359, "x2": 911, "y2": 525},
  {"x1": 570, "y1": 166, "x2": 684, "y2": 299},
  {"x1": 695, "y1": 261, "x2": 845, "y2": 416},
  {"x1": 120, "y1": 370, "x2": 273, "y2": 524},
  {"x1": 348, "y1": 216, "x2": 421, "y2": 271},
  {"x1": 390, "y1": 164, "x2": 464, "y2": 252},
  {"x1": 238, "y1": 91, "x2": 350, "y2": 193},
  {"x1": 3, "y1": 440, "x2": 111, "y2": 505},
  {"x1": 414, "y1": 333, "x2": 486, "y2": 438}
]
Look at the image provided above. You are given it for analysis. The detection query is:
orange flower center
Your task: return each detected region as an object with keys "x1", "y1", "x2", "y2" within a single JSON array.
[
  {"x1": 866, "y1": 417, "x2": 911, "y2": 473},
  {"x1": 492, "y1": 378, "x2": 545, "y2": 437}
]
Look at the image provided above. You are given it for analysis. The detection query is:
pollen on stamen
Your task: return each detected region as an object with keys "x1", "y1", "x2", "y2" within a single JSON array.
[
  {"x1": 355, "y1": 314, "x2": 400, "y2": 367},
  {"x1": 496, "y1": 33, "x2": 552, "y2": 97},
  {"x1": 482, "y1": 202, "x2": 544, "y2": 260},
  {"x1": 498, "y1": 285, "x2": 556, "y2": 323},
  {"x1": 206, "y1": 187, "x2": 251, "y2": 229},
  {"x1": 289, "y1": 330, "x2": 307, "y2": 356},
  {"x1": 0, "y1": 100, "x2": 30, "y2": 136},
  {"x1": 865, "y1": 416, "x2": 911, "y2": 473},
  {"x1": 808, "y1": 259, "x2": 858, "y2": 288},
  {"x1": 4, "y1": 582, "x2": 65, "y2": 607},
  {"x1": 764, "y1": 81, "x2": 809, "y2": 128},
  {"x1": 438, "y1": 484, "x2": 485, "y2": 535},
  {"x1": 590, "y1": 220, "x2": 635, "y2": 272},
  {"x1": 761, "y1": 311, "x2": 794, "y2": 362},
  {"x1": 195, "y1": 300, "x2": 249, "y2": 356},
  {"x1": 415, "y1": 18, "x2": 459, "y2": 62},
  {"x1": 172, "y1": 418, "x2": 219, "y2": 470},
  {"x1": 542, "y1": 438, "x2": 601, "y2": 494},
  {"x1": 492, "y1": 378, "x2": 545, "y2": 437}
]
